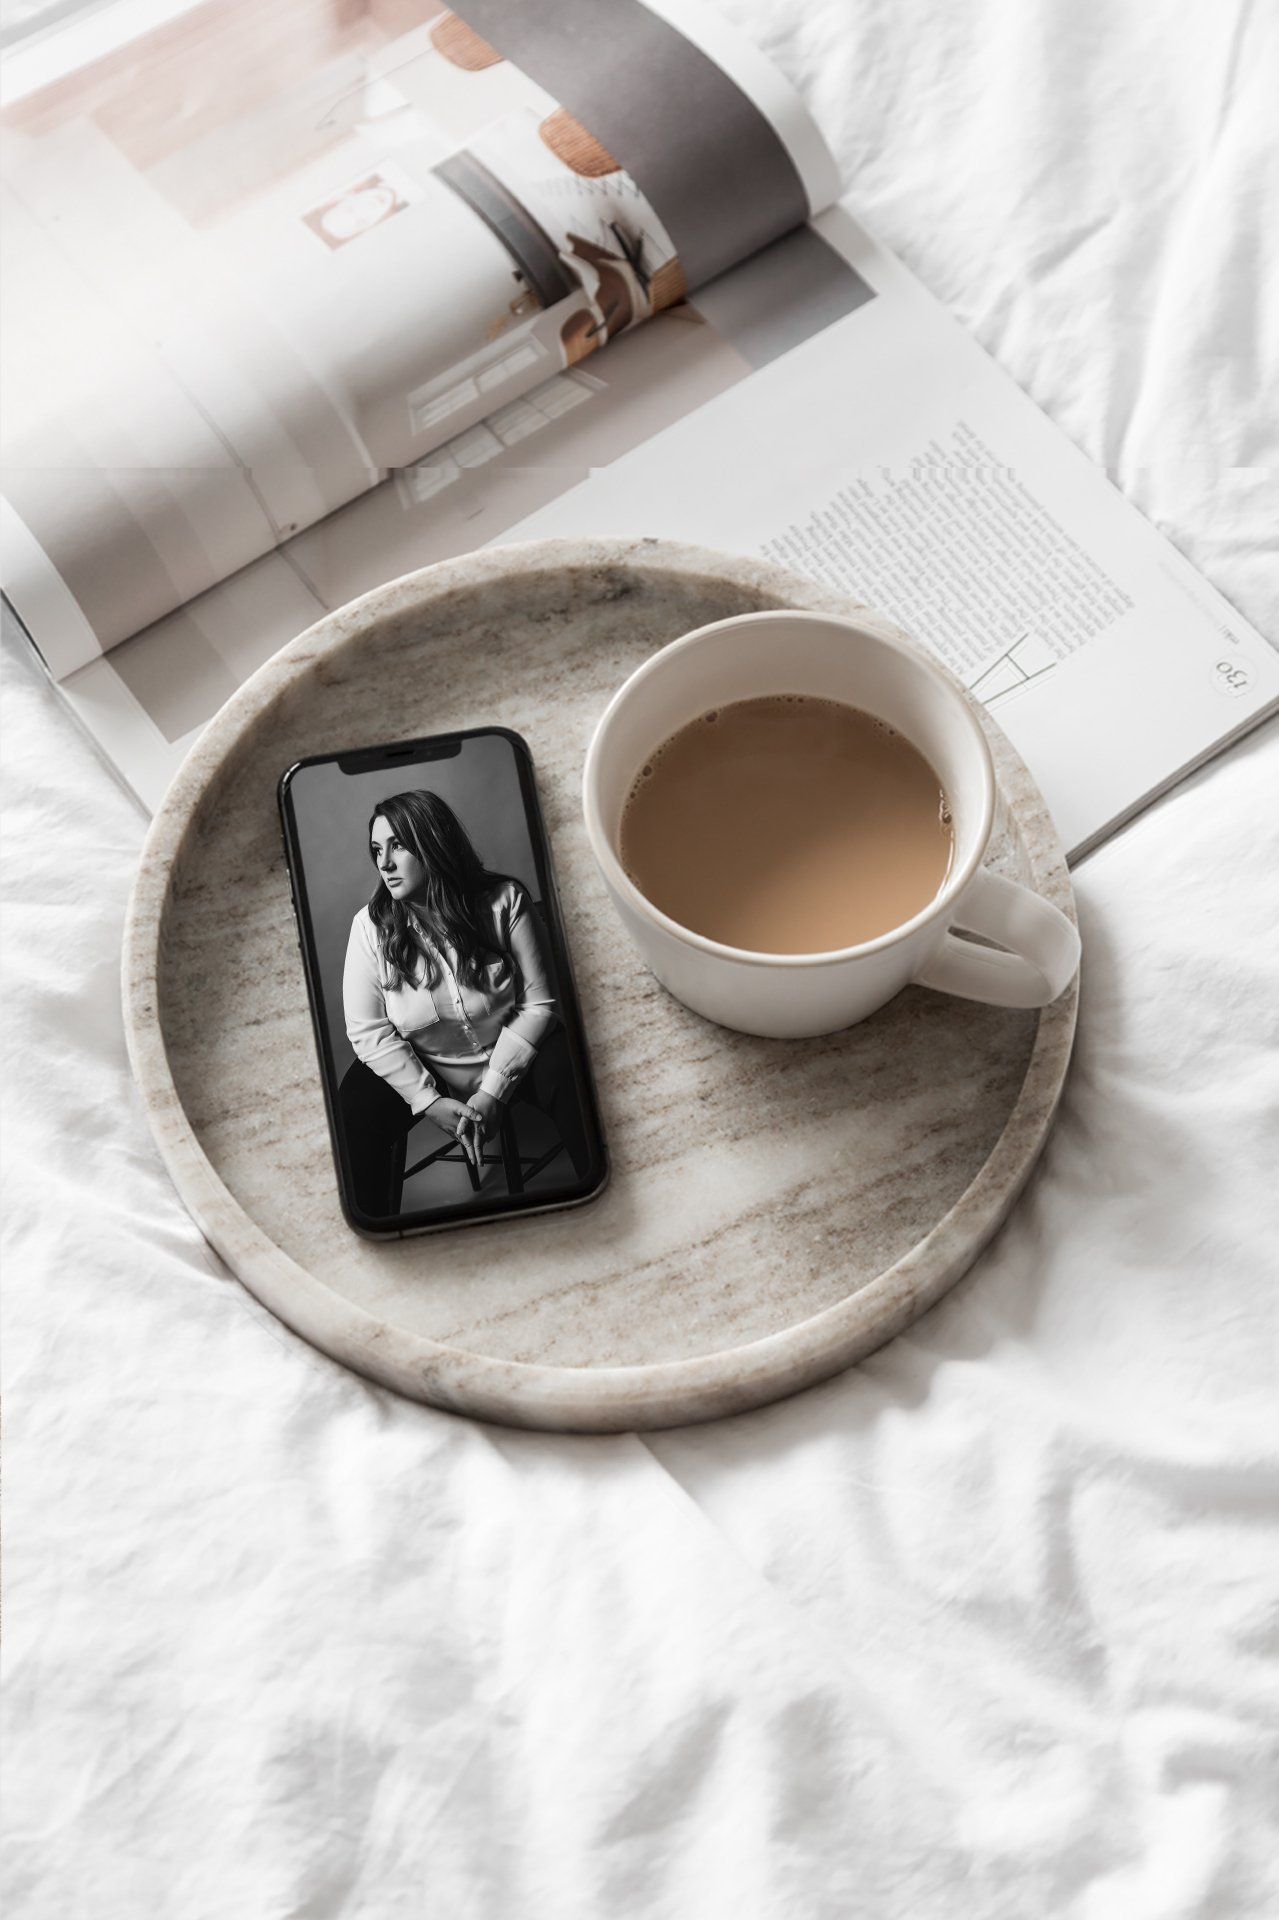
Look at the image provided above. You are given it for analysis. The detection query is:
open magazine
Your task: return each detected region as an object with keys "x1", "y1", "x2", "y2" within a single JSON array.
[{"x1": 2, "y1": 0, "x2": 1276, "y2": 860}]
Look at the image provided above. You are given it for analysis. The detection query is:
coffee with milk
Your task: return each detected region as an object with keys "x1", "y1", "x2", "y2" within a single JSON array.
[{"x1": 619, "y1": 694, "x2": 954, "y2": 954}]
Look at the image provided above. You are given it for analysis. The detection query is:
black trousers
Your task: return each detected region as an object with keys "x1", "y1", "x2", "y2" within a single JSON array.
[{"x1": 337, "y1": 1026, "x2": 593, "y2": 1221}]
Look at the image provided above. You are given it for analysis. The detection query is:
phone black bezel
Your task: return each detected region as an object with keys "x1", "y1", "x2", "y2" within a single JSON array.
[{"x1": 278, "y1": 726, "x2": 609, "y2": 1240}]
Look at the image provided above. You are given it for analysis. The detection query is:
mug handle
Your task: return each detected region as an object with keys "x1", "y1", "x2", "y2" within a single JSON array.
[{"x1": 913, "y1": 868, "x2": 1080, "y2": 1010}]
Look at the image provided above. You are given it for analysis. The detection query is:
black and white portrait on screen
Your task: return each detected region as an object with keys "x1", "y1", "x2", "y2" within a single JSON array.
[{"x1": 281, "y1": 731, "x2": 603, "y2": 1233}]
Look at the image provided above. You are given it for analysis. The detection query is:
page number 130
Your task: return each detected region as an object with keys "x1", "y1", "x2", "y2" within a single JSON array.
[{"x1": 1212, "y1": 655, "x2": 1255, "y2": 697}]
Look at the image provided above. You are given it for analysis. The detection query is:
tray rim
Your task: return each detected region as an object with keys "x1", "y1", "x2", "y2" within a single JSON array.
[{"x1": 122, "y1": 536, "x2": 1078, "y2": 1433}]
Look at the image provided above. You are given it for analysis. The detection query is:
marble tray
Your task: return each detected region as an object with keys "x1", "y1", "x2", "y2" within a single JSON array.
[{"x1": 123, "y1": 538, "x2": 1077, "y2": 1432}]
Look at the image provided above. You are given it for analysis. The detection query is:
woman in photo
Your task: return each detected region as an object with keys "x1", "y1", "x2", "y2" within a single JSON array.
[{"x1": 338, "y1": 788, "x2": 573, "y2": 1218}]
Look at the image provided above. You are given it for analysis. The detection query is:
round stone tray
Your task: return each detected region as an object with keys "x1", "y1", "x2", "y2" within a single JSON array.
[{"x1": 123, "y1": 538, "x2": 1077, "y2": 1432}]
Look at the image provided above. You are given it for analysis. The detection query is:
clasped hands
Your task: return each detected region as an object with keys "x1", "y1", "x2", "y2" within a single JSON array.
[{"x1": 424, "y1": 1089, "x2": 503, "y2": 1173}]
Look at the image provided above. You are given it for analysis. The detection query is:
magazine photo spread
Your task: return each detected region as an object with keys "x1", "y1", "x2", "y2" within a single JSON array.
[{"x1": 1, "y1": 0, "x2": 837, "y2": 667}]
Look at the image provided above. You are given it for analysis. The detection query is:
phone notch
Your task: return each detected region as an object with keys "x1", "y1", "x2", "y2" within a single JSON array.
[{"x1": 337, "y1": 736, "x2": 464, "y2": 773}]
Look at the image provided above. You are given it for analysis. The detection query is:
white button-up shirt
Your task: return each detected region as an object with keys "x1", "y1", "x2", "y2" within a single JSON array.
[{"x1": 342, "y1": 879, "x2": 557, "y2": 1114}]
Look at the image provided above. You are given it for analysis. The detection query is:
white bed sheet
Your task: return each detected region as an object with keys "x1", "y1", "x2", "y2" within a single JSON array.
[{"x1": 4, "y1": 1, "x2": 1277, "y2": 1913}]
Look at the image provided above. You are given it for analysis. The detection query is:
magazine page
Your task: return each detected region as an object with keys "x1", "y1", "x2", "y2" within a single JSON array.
[
  {"x1": 502, "y1": 204, "x2": 1279, "y2": 860},
  {"x1": 0, "y1": 0, "x2": 837, "y2": 678}
]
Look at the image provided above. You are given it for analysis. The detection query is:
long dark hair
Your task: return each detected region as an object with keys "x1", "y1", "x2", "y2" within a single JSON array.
[{"x1": 368, "y1": 790, "x2": 509, "y2": 991}]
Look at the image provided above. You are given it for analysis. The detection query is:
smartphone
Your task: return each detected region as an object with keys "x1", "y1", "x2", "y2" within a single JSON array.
[{"x1": 278, "y1": 727, "x2": 608, "y2": 1239}]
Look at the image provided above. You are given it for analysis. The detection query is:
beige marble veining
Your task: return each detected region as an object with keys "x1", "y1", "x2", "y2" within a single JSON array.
[{"x1": 124, "y1": 539, "x2": 1077, "y2": 1431}]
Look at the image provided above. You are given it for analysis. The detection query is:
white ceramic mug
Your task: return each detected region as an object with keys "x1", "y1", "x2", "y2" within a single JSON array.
[{"x1": 581, "y1": 609, "x2": 1080, "y2": 1039}]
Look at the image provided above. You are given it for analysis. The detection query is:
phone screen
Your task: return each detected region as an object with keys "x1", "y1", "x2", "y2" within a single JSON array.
[{"x1": 279, "y1": 728, "x2": 608, "y2": 1238}]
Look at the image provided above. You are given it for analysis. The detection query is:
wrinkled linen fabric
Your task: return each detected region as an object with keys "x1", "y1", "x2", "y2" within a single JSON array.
[{"x1": 4, "y1": 0, "x2": 1277, "y2": 1913}]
